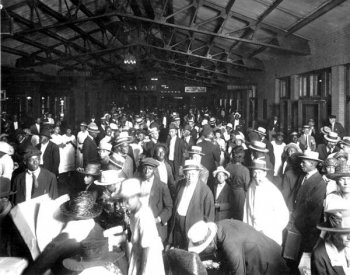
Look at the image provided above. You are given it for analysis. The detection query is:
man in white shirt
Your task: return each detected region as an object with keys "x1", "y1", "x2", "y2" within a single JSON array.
[{"x1": 77, "y1": 122, "x2": 88, "y2": 168}]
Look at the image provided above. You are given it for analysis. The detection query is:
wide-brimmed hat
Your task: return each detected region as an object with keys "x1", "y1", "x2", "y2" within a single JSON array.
[
  {"x1": 60, "y1": 191, "x2": 102, "y2": 220},
  {"x1": 114, "y1": 132, "x2": 132, "y2": 147},
  {"x1": 94, "y1": 170, "x2": 124, "y2": 186},
  {"x1": 317, "y1": 209, "x2": 350, "y2": 233},
  {"x1": 334, "y1": 151, "x2": 348, "y2": 161},
  {"x1": 183, "y1": 159, "x2": 202, "y2": 171},
  {"x1": 235, "y1": 133, "x2": 245, "y2": 142},
  {"x1": 249, "y1": 141, "x2": 269, "y2": 153},
  {"x1": 140, "y1": 158, "x2": 159, "y2": 168},
  {"x1": 290, "y1": 131, "x2": 299, "y2": 137},
  {"x1": 324, "y1": 132, "x2": 341, "y2": 143},
  {"x1": 0, "y1": 141, "x2": 14, "y2": 155},
  {"x1": 324, "y1": 158, "x2": 338, "y2": 168},
  {"x1": 23, "y1": 146, "x2": 41, "y2": 160},
  {"x1": 77, "y1": 163, "x2": 101, "y2": 176},
  {"x1": 298, "y1": 150, "x2": 322, "y2": 162},
  {"x1": 109, "y1": 123, "x2": 118, "y2": 131},
  {"x1": 320, "y1": 126, "x2": 331, "y2": 135},
  {"x1": 284, "y1": 143, "x2": 302, "y2": 153},
  {"x1": 249, "y1": 159, "x2": 270, "y2": 171},
  {"x1": 80, "y1": 122, "x2": 88, "y2": 127},
  {"x1": 87, "y1": 123, "x2": 100, "y2": 133},
  {"x1": 339, "y1": 137, "x2": 350, "y2": 147},
  {"x1": 118, "y1": 178, "x2": 141, "y2": 198},
  {"x1": 303, "y1": 125, "x2": 311, "y2": 129},
  {"x1": 213, "y1": 166, "x2": 230, "y2": 178},
  {"x1": 97, "y1": 142, "x2": 112, "y2": 152},
  {"x1": 62, "y1": 239, "x2": 124, "y2": 272},
  {"x1": 188, "y1": 146, "x2": 205, "y2": 156},
  {"x1": 40, "y1": 128, "x2": 51, "y2": 138},
  {"x1": 326, "y1": 162, "x2": 350, "y2": 180},
  {"x1": 226, "y1": 123, "x2": 233, "y2": 129},
  {"x1": 188, "y1": 220, "x2": 217, "y2": 254},
  {"x1": 254, "y1": 127, "x2": 267, "y2": 136}
]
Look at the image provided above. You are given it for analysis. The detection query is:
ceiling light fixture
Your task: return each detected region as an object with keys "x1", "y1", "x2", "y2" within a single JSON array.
[{"x1": 124, "y1": 52, "x2": 136, "y2": 65}]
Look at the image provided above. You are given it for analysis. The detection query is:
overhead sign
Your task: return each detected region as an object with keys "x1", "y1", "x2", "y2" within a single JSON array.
[{"x1": 185, "y1": 86, "x2": 206, "y2": 93}]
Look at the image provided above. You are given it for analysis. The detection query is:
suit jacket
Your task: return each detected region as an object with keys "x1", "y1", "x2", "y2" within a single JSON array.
[
  {"x1": 166, "y1": 136, "x2": 186, "y2": 179},
  {"x1": 311, "y1": 239, "x2": 346, "y2": 275},
  {"x1": 262, "y1": 138, "x2": 275, "y2": 166},
  {"x1": 143, "y1": 139, "x2": 158, "y2": 158},
  {"x1": 155, "y1": 161, "x2": 176, "y2": 200},
  {"x1": 13, "y1": 168, "x2": 58, "y2": 204},
  {"x1": 29, "y1": 124, "x2": 41, "y2": 135},
  {"x1": 316, "y1": 143, "x2": 340, "y2": 161},
  {"x1": 215, "y1": 220, "x2": 289, "y2": 275},
  {"x1": 37, "y1": 141, "x2": 60, "y2": 175},
  {"x1": 292, "y1": 171, "x2": 327, "y2": 252},
  {"x1": 182, "y1": 136, "x2": 195, "y2": 159},
  {"x1": 168, "y1": 178, "x2": 214, "y2": 246},
  {"x1": 82, "y1": 135, "x2": 98, "y2": 168},
  {"x1": 147, "y1": 176, "x2": 173, "y2": 242},
  {"x1": 298, "y1": 134, "x2": 316, "y2": 151},
  {"x1": 328, "y1": 122, "x2": 345, "y2": 138},
  {"x1": 213, "y1": 183, "x2": 234, "y2": 221},
  {"x1": 197, "y1": 139, "x2": 220, "y2": 173}
]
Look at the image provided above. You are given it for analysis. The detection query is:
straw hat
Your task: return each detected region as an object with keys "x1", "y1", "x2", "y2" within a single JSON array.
[
  {"x1": 114, "y1": 132, "x2": 132, "y2": 147},
  {"x1": 87, "y1": 123, "x2": 100, "y2": 133},
  {"x1": 62, "y1": 239, "x2": 124, "y2": 272},
  {"x1": 188, "y1": 146, "x2": 205, "y2": 156},
  {"x1": 226, "y1": 123, "x2": 233, "y2": 129},
  {"x1": 183, "y1": 159, "x2": 202, "y2": 171},
  {"x1": 324, "y1": 132, "x2": 341, "y2": 143},
  {"x1": 187, "y1": 220, "x2": 217, "y2": 254},
  {"x1": 317, "y1": 209, "x2": 350, "y2": 233},
  {"x1": 249, "y1": 141, "x2": 269, "y2": 153},
  {"x1": 254, "y1": 127, "x2": 267, "y2": 136},
  {"x1": 77, "y1": 163, "x2": 101, "y2": 176},
  {"x1": 60, "y1": 191, "x2": 102, "y2": 220},
  {"x1": 0, "y1": 141, "x2": 14, "y2": 155},
  {"x1": 249, "y1": 159, "x2": 270, "y2": 171},
  {"x1": 213, "y1": 166, "x2": 230, "y2": 178},
  {"x1": 94, "y1": 170, "x2": 123, "y2": 186},
  {"x1": 298, "y1": 150, "x2": 322, "y2": 162},
  {"x1": 118, "y1": 178, "x2": 141, "y2": 198},
  {"x1": 80, "y1": 122, "x2": 88, "y2": 127},
  {"x1": 284, "y1": 143, "x2": 302, "y2": 153},
  {"x1": 320, "y1": 126, "x2": 331, "y2": 135},
  {"x1": 97, "y1": 142, "x2": 112, "y2": 152}
]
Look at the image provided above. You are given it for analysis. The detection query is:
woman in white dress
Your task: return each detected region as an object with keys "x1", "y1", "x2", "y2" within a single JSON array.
[{"x1": 271, "y1": 132, "x2": 286, "y2": 177}]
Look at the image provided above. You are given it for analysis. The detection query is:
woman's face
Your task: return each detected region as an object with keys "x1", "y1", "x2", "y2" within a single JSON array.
[
  {"x1": 216, "y1": 172, "x2": 227, "y2": 184},
  {"x1": 84, "y1": 175, "x2": 94, "y2": 185},
  {"x1": 235, "y1": 139, "x2": 242, "y2": 146},
  {"x1": 326, "y1": 166, "x2": 335, "y2": 174},
  {"x1": 66, "y1": 129, "x2": 72, "y2": 135},
  {"x1": 337, "y1": 177, "x2": 350, "y2": 194}
]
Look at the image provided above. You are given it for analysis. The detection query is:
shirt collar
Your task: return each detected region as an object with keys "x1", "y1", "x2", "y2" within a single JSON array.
[{"x1": 27, "y1": 167, "x2": 40, "y2": 176}]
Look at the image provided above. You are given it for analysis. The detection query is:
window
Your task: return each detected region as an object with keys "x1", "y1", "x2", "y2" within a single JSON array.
[
  {"x1": 298, "y1": 68, "x2": 331, "y2": 98},
  {"x1": 279, "y1": 77, "x2": 290, "y2": 98}
]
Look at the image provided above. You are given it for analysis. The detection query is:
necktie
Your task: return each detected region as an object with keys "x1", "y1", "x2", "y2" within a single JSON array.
[
  {"x1": 31, "y1": 172, "x2": 38, "y2": 196},
  {"x1": 305, "y1": 135, "x2": 309, "y2": 149},
  {"x1": 301, "y1": 174, "x2": 308, "y2": 185}
]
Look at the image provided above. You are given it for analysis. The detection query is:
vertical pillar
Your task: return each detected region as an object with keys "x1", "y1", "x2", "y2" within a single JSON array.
[
  {"x1": 331, "y1": 65, "x2": 346, "y2": 125},
  {"x1": 72, "y1": 77, "x2": 86, "y2": 126}
]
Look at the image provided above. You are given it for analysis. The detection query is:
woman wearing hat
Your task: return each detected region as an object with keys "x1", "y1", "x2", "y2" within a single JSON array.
[
  {"x1": 118, "y1": 178, "x2": 165, "y2": 275},
  {"x1": 212, "y1": 166, "x2": 234, "y2": 221},
  {"x1": 311, "y1": 209, "x2": 350, "y2": 275},
  {"x1": 76, "y1": 163, "x2": 102, "y2": 200}
]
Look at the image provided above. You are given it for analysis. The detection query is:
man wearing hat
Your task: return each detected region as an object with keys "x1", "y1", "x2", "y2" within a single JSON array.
[
  {"x1": 13, "y1": 128, "x2": 33, "y2": 172},
  {"x1": 168, "y1": 159, "x2": 214, "y2": 250},
  {"x1": 311, "y1": 209, "x2": 350, "y2": 274},
  {"x1": 143, "y1": 122, "x2": 160, "y2": 158},
  {"x1": 327, "y1": 114, "x2": 345, "y2": 138},
  {"x1": 182, "y1": 124, "x2": 196, "y2": 158},
  {"x1": 338, "y1": 137, "x2": 350, "y2": 165},
  {"x1": 316, "y1": 131, "x2": 341, "y2": 160},
  {"x1": 243, "y1": 159, "x2": 289, "y2": 245},
  {"x1": 37, "y1": 128, "x2": 60, "y2": 176},
  {"x1": 166, "y1": 123, "x2": 186, "y2": 181},
  {"x1": 111, "y1": 132, "x2": 134, "y2": 178},
  {"x1": 138, "y1": 158, "x2": 173, "y2": 243},
  {"x1": 254, "y1": 126, "x2": 275, "y2": 166},
  {"x1": 299, "y1": 125, "x2": 316, "y2": 151},
  {"x1": 186, "y1": 219, "x2": 289, "y2": 274},
  {"x1": 188, "y1": 145, "x2": 209, "y2": 184},
  {"x1": 82, "y1": 123, "x2": 99, "y2": 168},
  {"x1": 290, "y1": 151, "x2": 327, "y2": 256},
  {"x1": 13, "y1": 146, "x2": 58, "y2": 204},
  {"x1": 197, "y1": 125, "x2": 220, "y2": 190},
  {"x1": 248, "y1": 140, "x2": 274, "y2": 181}
]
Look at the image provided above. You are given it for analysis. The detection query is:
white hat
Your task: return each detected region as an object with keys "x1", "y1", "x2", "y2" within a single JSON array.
[
  {"x1": 0, "y1": 141, "x2": 14, "y2": 155},
  {"x1": 213, "y1": 166, "x2": 230, "y2": 178},
  {"x1": 299, "y1": 150, "x2": 322, "y2": 162},
  {"x1": 118, "y1": 178, "x2": 141, "y2": 198},
  {"x1": 109, "y1": 123, "x2": 118, "y2": 130},
  {"x1": 226, "y1": 123, "x2": 233, "y2": 128},
  {"x1": 94, "y1": 170, "x2": 124, "y2": 186},
  {"x1": 97, "y1": 142, "x2": 112, "y2": 151},
  {"x1": 254, "y1": 127, "x2": 267, "y2": 136},
  {"x1": 324, "y1": 132, "x2": 341, "y2": 143},
  {"x1": 188, "y1": 221, "x2": 217, "y2": 254}
]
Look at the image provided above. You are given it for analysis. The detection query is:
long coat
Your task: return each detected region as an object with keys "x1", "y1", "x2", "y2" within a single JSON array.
[
  {"x1": 166, "y1": 136, "x2": 186, "y2": 180},
  {"x1": 37, "y1": 141, "x2": 60, "y2": 176},
  {"x1": 214, "y1": 219, "x2": 289, "y2": 275},
  {"x1": 311, "y1": 239, "x2": 346, "y2": 275},
  {"x1": 147, "y1": 176, "x2": 173, "y2": 242},
  {"x1": 82, "y1": 135, "x2": 98, "y2": 168},
  {"x1": 213, "y1": 183, "x2": 235, "y2": 221},
  {"x1": 168, "y1": 178, "x2": 214, "y2": 247},
  {"x1": 292, "y1": 171, "x2": 327, "y2": 253},
  {"x1": 13, "y1": 168, "x2": 58, "y2": 204}
]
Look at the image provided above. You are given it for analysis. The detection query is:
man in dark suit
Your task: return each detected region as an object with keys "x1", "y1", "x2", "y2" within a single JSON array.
[
  {"x1": 143, "y1": 122, "x2": 160, "y2": 158},
  {"x1": 166, "y1": 123, "x2": 186, "y2": 181},
  {"x1": 291, "y1": 151, "x2": 327, "y2": 256},
  {"x1": 138, "y1": 158, "x2": 173, "y2": 242},
  {"x1": 37, "y1": 128, "x2": 60, "y2": 176},
  {"x1": 316, "y1": 131, "x2": 340, "y2": 160},
  {"x1": 197, "y1": 125, "x2": 220, "y2": 190},
  {"x1": 13, "y1": 146, "x2": 58, "y2": 204},
  {"x1": 82, "y1": 123, "x2": 99, "y2": 168},
  {"x1": 29, "y1": 117, "x2": 42, "y2": 136},
  {"x1": 168, "y1": 160, "x2": 214, "y2": 250},
  {"x1": 328, "y1": 114, "x2": 345, "y2": 138},
  {"x1": 182, "y1": 124, "x2": 195, "y2": 160}
]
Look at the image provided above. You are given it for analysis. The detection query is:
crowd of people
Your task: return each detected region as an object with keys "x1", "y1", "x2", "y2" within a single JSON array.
[{"x1": 0, "y1": 106, "x2": 350, "y2": 275}]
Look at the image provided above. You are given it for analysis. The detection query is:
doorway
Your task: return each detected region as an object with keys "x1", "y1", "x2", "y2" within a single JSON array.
[{"x1": 298, "y1": 99, "x2": 327, "y2": 130}]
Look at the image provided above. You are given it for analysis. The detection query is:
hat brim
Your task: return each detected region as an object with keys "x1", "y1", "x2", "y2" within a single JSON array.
[
  {"x1": 248, "y1": 166, "x2": 271, "y2": 171},
  {"x1": 317, "y1": 223, "x2": 350, "y2": 233},
  {"x1": 0, "y1": 191, "x2": 17, "y2": 198},
  {"x1": 248, "y1": 145, "x2": 269, "y2": 153},
  {"x1": 324, "y1": 136, "x2": 341, "y2": 143},
  {"x1": 188, "y1": 222, "x2": 217, "y2": 254},
  {"x1": 188, "y1": 151, "x2": 205, "y2": 156},
  {"x1": 213, "y1": 170, "x2": 230, "y2": 178},
  {"x1": 60, "y1": 201, "x2": 102, "y2": 220},
  {"x1": 77, "y1": 170, "x2": 101, "y2": 176},
  {"x1": 94, "y1": 179, "x2": 123, "y2": 186},
  {"x1": 62, "y1": 251, "x2": 124, "y2": 272},
  {"x1": 183, "y1": 166, "x2": 202, "y2": 171},
  {"x1": 298, "y1": 156, "x2": 322, "y2": 162},
  {"x1": 253, "y1": 130, "x2": 266, "y2": 136},
  {"x1": 87, "y1": 129, "x2": 100, "y2": 133},
  {"x1": 326, "y1": 173, "x2": 350, "y2": 180}
]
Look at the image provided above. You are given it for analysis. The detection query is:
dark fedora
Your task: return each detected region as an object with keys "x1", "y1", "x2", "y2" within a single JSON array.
[
  {"x1": 188, "y1": 146, "x2": 205, "y2": 156},
  {"x1": 77, "y1": 163, "x2": 101, "y2": 176},
  {"x1": 249, "y1": 159, "x2": 270, "y2": 171},
  {"x1": 326, "y1": 162, "x2": 350, "y2": 180},
  {"x1": 60, "y1": 191, "x2": 102, "y2": 220},
  {"x1": 62, "y1": 239, "x2": 124, "y2": 272},
  {"x1": 40, "y1": 128, "x2": 51, "y2": 138},
  {"x1": 23, "y1": 146, "x2": 41, "y2": 160},
  {"x1": 140, "y1": 158, "x2": 159, "y2": 168}
]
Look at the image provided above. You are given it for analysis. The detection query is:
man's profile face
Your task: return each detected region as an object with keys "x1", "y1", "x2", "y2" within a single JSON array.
[{"x1": 300, "y1": 159, "x2": 316, "y2": 173}]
